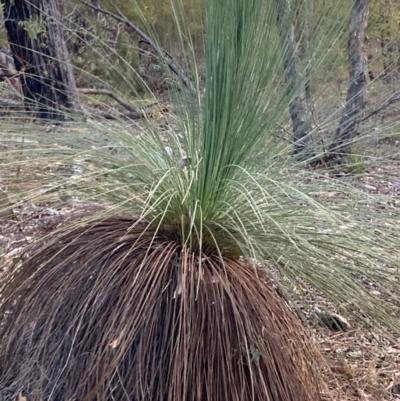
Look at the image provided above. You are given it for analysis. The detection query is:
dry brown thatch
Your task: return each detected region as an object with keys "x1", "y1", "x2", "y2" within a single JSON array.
[{"x1": 0, "y1": 217, "x2": 324, "y2": 401}]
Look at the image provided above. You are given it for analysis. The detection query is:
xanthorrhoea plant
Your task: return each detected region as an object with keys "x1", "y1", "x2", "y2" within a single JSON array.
[{"x1": 1, "y1": 0, "x2": 400, "y2": 400}]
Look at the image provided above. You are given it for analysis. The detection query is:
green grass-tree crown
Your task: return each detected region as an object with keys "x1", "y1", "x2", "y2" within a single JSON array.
[{"x1": 0, "y1": 0, "x2": 400, "y2": 333}]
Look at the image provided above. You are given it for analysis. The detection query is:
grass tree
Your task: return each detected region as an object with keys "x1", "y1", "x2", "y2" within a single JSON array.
[{"x1": 1, "y1": 0, "x2": 400, "y2": 400}]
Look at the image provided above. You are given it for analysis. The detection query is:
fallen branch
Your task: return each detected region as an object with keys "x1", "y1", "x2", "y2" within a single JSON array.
[
  {"x1": 0, "y1": 99, "x2": 22, "y2": 107},
  {"x1": 78, "y1": 88, "x2": 171, "y2": 120},
  {"x1": 80, "y1": 1, "x2": 197, "y2": 96},
  {"x1": 78, "y1": 88, "x2": 141, "y2": 114}
]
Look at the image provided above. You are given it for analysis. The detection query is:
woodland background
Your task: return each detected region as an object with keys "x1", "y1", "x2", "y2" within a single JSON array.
[{"x1": 1, "y1": 0, "x2": 400, "y2": 107}]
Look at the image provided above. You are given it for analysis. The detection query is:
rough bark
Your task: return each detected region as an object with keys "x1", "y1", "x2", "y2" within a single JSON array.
[
  {"x1": 1, "y1": 0, "x2": 83, "y2": 120},
  {"x1": 328, "y1": 0, "x2": 370, "y2": 164},
  {"x1": 0, "y1": 50, "x2": 22, "y2": 95},
  {"x1": 277, "y1": 0, "x2": 314, "y2": 161}
]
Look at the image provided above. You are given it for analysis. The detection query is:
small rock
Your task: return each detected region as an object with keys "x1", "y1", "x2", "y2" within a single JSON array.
[
  {"x1": 360, "y1": 183, "x2": 377, "y2": 191},
  {"x1": 165, "y1": 146, "x2": 173, "y2": 158},
  {"x1": 178, "y1": 157, "x2": 191, "y2": 169},
  {"x1": 314, "y1": 307, "x2": 350, "y2": 331},
  {"x1": 390, "y1": 383, "x2": 400, "y2": 395},
  {"x1": 391, "y1": 182, "x2": 400, "y2": 191}
]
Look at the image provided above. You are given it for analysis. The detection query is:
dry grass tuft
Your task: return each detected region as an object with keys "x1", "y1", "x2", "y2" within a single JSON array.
[{"x1": 0, "y1": 216, "x2": 324, "y2": 401}]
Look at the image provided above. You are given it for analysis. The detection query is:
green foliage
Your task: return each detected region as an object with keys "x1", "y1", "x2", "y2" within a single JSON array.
[
  {"x1": 18, "y1": 17, "x2": 47, "y2": 41},
  {"x1": 369, "y1": 0, "x2": 400, "y2": 39}
]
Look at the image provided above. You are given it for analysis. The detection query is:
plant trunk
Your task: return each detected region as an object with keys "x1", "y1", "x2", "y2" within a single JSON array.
[
  {"x1": 328, "y1": 0, "x2": 370, "y2": 164},
  {"x1": 277, "y1": 0, "x2": 314, "y2": 161},
  {"x1": 1, "y1": 0, "x2": 83, "y2": 120}
]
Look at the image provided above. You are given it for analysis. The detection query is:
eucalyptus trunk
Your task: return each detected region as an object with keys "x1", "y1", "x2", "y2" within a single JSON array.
[
  {"x1": 328, "y1": 0, "x2": 370, "y2": 163},
  {"x1": 276, "y1": 0, "x2": 314, "y2": 161},
  {"x1": 1, "y1": 0, "x2": 83, "y2": 120}
]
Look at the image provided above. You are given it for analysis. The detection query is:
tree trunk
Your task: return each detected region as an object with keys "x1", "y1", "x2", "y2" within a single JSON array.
[
  {"x1": 379, "y1": 0, "x2": 391, "y2": 75},
  {"x1": 328, "y1": 0, "x2": 370, "y2": 164},
  {"x1": 276, "y1": 0, "x2": 314, "y2": 161},
  {"x1": 1, "y1": 0, "x2": 83, "y2": 120}
]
